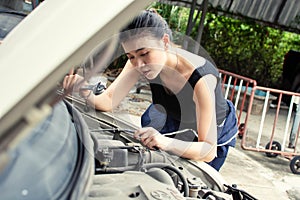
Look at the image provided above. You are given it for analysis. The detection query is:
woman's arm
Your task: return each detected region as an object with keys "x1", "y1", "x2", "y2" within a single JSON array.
[
  {"x1": 63, "y1": 60, "x2": 141, "y2": 111},
  {"x1": 191, "y1": 74, "x2": 217, "y2": 160},
  {"x1": 92, "y1": 60, "x2": 140, "y2": 111},
  {"x1": 135, "y1": 74, "x2": 217, "y2": 162}
]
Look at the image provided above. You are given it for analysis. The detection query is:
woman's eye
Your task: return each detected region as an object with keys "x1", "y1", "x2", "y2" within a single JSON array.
[{"x1": 140, "y1": 52, "x2": 149, "y2": 57}]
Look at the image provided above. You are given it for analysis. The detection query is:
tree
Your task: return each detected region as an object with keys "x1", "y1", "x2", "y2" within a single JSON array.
[{"x1": 152, "y1": 3, "x2": 300, "y2": 88}]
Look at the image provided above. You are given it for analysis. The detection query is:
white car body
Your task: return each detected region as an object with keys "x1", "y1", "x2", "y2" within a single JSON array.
[{"x1": 0, "y1": 0, "x2": 151, "y2": 135}]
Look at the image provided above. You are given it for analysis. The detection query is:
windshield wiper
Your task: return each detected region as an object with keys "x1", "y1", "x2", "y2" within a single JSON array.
[{"x1": 0, "y1": 10, "x2": 27, "y2": 17}]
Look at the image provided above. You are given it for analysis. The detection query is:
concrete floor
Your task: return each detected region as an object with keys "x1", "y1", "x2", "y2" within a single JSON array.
[{"x1": 220, "y1": 143, "x2": 300, "y2": 200}]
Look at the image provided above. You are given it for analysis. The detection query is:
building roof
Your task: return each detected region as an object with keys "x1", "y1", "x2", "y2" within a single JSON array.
[{"x1": 159, "y1": 0, "x2": 300, "y2": 34}]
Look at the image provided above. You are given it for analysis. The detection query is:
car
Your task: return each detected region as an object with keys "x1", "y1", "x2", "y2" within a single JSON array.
[{"x1": 0, "y1": 0, "x2": 257, "y2": 199}]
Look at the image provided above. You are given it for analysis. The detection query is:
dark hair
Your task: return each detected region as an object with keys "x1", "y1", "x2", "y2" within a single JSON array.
[{"x1": 120, "y1": 9, "x2": 173, "y2": 42}]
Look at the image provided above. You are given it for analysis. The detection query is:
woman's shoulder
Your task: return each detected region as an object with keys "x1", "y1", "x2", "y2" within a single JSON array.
[
  {"x1": 177, "y1": 48, "x2": 217, "y2": 74},
  {"x1": 176, "y1": 48, "x2": 206, "y2": 68}
]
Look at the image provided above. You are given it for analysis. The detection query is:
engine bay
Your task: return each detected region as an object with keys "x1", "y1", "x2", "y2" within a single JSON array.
[{"x1": 72, "y1": 101, "x2": 256, "y2": 200}]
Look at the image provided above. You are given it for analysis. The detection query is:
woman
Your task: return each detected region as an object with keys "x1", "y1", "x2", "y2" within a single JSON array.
[{"x1": 63, "y1": 9, "x2": 238, "y2": 171}]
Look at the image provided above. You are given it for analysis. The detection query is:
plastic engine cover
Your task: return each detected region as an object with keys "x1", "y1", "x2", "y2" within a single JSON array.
[{"x1": 88, "y1": 171, "x2": 185, "y2": 200}]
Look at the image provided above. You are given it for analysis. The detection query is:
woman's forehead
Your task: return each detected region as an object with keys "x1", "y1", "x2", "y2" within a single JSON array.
[{"x1": 122, "y1": 36, "x2": 163, "y2": 53}]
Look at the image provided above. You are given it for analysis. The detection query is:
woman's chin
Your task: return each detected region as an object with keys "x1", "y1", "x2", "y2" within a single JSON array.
[{"x1": 144, "y1": 73, "x2": 157, "y2": 80}]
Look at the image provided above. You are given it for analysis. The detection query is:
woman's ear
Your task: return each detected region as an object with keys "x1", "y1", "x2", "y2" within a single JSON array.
[{"x1": 162, "y1": 33, "x2": 170, "y2": 49}]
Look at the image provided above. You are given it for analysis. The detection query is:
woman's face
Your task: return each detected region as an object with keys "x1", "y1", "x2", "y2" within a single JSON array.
[{"x1": 122, "y1": 36, "x2": 168, "y2": 80}]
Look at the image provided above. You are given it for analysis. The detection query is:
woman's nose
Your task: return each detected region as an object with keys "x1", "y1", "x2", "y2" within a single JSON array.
[{"x1": 135, "y1": 59, "x2": 146, "y2": 68}]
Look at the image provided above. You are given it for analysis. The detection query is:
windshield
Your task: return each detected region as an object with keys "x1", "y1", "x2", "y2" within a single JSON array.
[
  {"x1": 0, "y1": 0, "x2": 33, "y2": 40},
  {"x1": 0, "y1": 0, "x2": 33, "y2": 14}
]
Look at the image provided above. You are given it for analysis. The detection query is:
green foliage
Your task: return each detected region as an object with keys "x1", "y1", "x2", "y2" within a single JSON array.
[
  {"x1": 150, "y1": 2, "x2": 189, "y2": 33},
  {"x1": 151, "y1": 3, "x2": 300, "y2": 88},
  {"x1": 201, "y1": 12, "x2": 300, "y2": 88}
]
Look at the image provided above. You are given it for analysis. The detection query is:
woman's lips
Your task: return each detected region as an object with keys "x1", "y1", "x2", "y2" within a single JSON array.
[{"x1": 142, "y1": 70, "x2": 150, "y2": 76}]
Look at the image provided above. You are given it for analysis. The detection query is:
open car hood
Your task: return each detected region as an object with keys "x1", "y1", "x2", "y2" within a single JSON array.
[{"x1": 0, "y1": 0, "x2": 152, "y2": 138}]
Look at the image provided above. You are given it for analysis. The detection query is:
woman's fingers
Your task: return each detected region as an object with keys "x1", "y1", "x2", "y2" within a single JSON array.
[
  {"x1": 68, "y1": 68, "x2": 74, "y2": 76},
  {"x1": 63, "y1": 75, "x2": 75, "y2": 90},
  {"x1": 134, "y1": 127, "x2": 153, "y2": 140},
  {"x1": 63, "y1": 67, "x2": 75, "y2": 89},
  {"x1": 135, "y1": 127, "x2": 160, "y2": 150},
  {"x1": 63, "y1": 74, "x2": 84, "y2": 93}
]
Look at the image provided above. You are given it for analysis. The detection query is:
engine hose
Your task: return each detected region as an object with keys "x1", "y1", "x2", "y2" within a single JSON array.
[
  {"x1": 142, "y1": 163, "x2": 189, "y2": 197},
  {"x1": 95, "y1": 165, "x2": 136, "y2": 173}
]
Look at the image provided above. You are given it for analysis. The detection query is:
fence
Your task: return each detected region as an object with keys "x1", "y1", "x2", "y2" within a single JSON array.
[{"x1": 219, "y1": 69, "x2": 300, "y2": 173}]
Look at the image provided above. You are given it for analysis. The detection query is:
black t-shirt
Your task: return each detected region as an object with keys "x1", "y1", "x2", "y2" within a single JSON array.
[{"x1": 149, "y1": 59, "x2": 228, "y2": 131}]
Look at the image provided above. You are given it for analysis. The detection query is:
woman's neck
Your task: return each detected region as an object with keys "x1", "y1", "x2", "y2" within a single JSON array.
[{"x1": 159, "y1": 50, "x2": 195, "y2": 94}]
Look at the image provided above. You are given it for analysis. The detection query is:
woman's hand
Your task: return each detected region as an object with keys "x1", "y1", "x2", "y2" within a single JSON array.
[
  {"x1": 63, "y1": 69, "x2": 88, "y2": 96},
  {"x1": 135, "y1": 127, "x2": 216, "y2": 161},
  {"x1": 134, "y1": 127, "x2": 171, "y2": 151}
]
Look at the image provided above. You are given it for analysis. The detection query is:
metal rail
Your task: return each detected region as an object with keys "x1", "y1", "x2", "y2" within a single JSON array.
[{"x1": 219, "y1": 69, "x2": 300, "y2": 161}]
